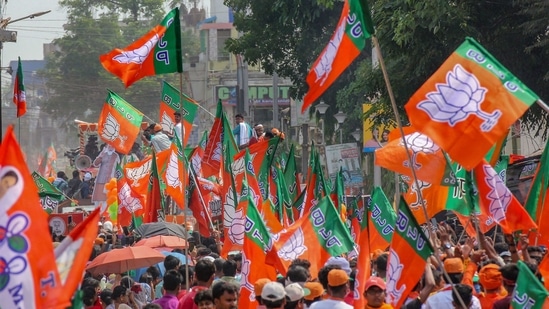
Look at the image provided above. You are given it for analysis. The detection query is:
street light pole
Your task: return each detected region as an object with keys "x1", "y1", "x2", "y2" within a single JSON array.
[
  {"x1": 0, "y1": 10, "x2": 51, "y2": 138},
  {"x1": 334, "y1": 111, "x2": 346, "y2": 144},
  {"x1": 315, "y1": 100, "x2": 329, "y2": 145}
]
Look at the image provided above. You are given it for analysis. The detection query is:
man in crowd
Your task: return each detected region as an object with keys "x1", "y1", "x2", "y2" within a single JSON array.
[
  {"x1": 310, "y1": 269, "x2": 352, "y2": 309},
  {"x1": 363, "y1": 277, "x2": 393, "y2": 309},
  {"x1": 153, "y1": 270, "x2": 182, "y2": 309},
  {"x1": 212, "y1": 281, "x2": 238, "y2": 309},
  {"x1": 261, "y1": 282, "x2": 287, "y2": 309},
  {"x1": 178, "y1": 259, "x2": 216, "y2": 309},
  {"x1": 232, "y1": 114, "x2": 253, "y2": 149}
]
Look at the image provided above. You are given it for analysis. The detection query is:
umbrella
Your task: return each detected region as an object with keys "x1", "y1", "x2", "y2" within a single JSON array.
[
  {"x1": 86, "y1": 246, "x2": 165, "y2": 275},
  {"x1": 132, "y1": 251, "x2": 194, "y2": 281},
  {"x1": 134, "y1": 235, "x2": 188, "y2": 249},
  {"x1": 133, "y1": 222, "x2": 188, "y2": 239}
]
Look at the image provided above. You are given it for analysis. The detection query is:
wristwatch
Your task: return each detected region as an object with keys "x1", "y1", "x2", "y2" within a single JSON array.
[{"x1": 443, "y1": 242, "x2": 452, "y2": 250}]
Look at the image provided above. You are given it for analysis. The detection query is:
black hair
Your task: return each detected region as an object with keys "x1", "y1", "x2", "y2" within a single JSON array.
[
  {"x1": 212, "y1": 281, "x2": 239, "y2": 299},
  {"x1": 100, "y1": 289, "x2": 113, "y2": 306},
  {"x1": 286, "y1": 265, "x2": 309, "y2": 283},
  {"x1": 349, "y1": 270, "x2": 357, "y2": 291},
  {"x1": 264, "y1": 131, "x2": 275, "y2": 139},
  {"x1": 164, "y1": 255, "x2": 180, "y2": 271},
  {"x1": 194, "y1": 289, "x2": 214, "y2": 304},
  {"x1": 235, "y1": 114, "x2": 244, "y2": 118},
  {"x1": 527, "y1": 246, "x2": 544, "y2": 254},
  {"x1": 493, "y1": 242, "x2": 509, "y2": 254},
  {"x1": 263, "y1": 298, "x2": 285, "y2": 309},
  {"x1": 163, "y1": 270, "x2": 183, "y2": 291},
  {"x1": 177, "y1": 264, "x2": 195, "y2": 286},
  {"x1": 452, "y1": 284, "x2": 473, "y2": 308},
  {"x1": 318, "y1": 265, "x2": 341, "y2": 290},
  {"x1": 112, "y1": 285, "x2": 127, "y2": 300},
  {"x1": 82, "y1": 286, "x2": 97, "y2": 306},
  {"x1": 82, "y1": 277, "x2": 100, "y2": 289},
  {"x1": 120, "y1": 276, "x2": 134, "y2": 289},
  {"x1": 223, "y1": 259, "x2": 237, "y2": 277},
  {"x1": 197, "y1": 247, "x2": 212, "y2": 257},
  {"x1": 139, "y1": 273, "x2": 153, "y2": 284},
  {"x1": 143, "y1": 304, "x2": 162, "y2": 309},
  {"x1": 57, "y1": 171, "x2": 66, "y2": 178},
  {"x1": 72, "y1": 170, "x2": 80, "y2": 178},
  {"x1": 284, "y1": 299, "x2": 301, "y2": 309},
  {"x1": 195, "y1": 259, "x2": 216, "y2": 282},
  {"x1": 290, "y1": 259, "x2": 311, "y2": 270},
  {"x1": 375, "y1": 253, "x2": 388, "y2": 272},
  {"x1": 445, "y1": 273, "x2": 463, "y2": 284},
  {"x1": 500, "y1": 263, "x2": 519, "y2": 283},
  {"x1": 147, "y1": 266, "x2": 161, "y2": 281},
  {"x1": 214, "y1": 258, "x2": 226, "y2": 273}
]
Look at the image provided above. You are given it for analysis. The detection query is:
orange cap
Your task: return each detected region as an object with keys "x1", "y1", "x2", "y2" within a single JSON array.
[
  {"x1": 479, "y1": 264, "x2": 502, "y2": 290},
  {"x1": 444, "y1": 258, "x2": 464, "y2": 274},
  {"x1": 154, "y1": 124, "x2": 163, "y2": 132},
  {"x1": 304, "y1": 282, "x2": 324, "y2": 300},
  {"x1": 328, "y1": 269, "x2": 349, "y2": 287},
  {"x1": 254, "y1": 278, "x2": 271, "y2": 296},
  {"x1": 364, "y1": 276, "x2": 386, "y2": 291}
]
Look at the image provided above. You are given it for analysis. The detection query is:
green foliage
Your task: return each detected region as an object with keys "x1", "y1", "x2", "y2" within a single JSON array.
[{"x1": 41, "y1": 0, "x2": 200, "y2": 129}]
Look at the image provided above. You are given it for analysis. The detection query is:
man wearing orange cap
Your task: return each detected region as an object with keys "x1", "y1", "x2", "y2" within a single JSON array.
[
  {"x1": 304, "y1": 282, "x2": 324, "y2": 307},
  {"x1": 150, "y1": 123, "x2": 171, "y2": 152},
  {"x1": 423, "y1": 258, "x2": 481, "y2": 308},
  {"x1": 254, "y1": 278, "x2": 271, "y2": 308},
  {"x1": 462, "y1": 251, "x2": 506, "y2": 309},
  {"x1": 363, "y1": 276, "x2": 394, "y2": 309},
  {"x1": 309, "y1": 269, "x2": 352, "y2": 309}
]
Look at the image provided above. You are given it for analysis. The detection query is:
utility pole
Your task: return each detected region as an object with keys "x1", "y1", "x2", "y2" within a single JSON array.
[
  {"x1": 272, "y1": 72, "x2": 279, "y2": 128},
  {"x1": 0, "y1": 10, "x2": 50, "y2": 137}
]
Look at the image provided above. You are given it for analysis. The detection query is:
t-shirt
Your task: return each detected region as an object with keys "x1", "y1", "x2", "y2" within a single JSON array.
[
  {"x1": 151, "y1": 132, "x2": 171, "y2": 152},
  {"x1": 309, "y1": 299, "x2": 353, "y2": 309},
  {"x1": 153, "y1": 294, "x2": 180, "y2": 309},
  {"x1": 177, "y1": 286, "x2": 209, "y2": 309}
]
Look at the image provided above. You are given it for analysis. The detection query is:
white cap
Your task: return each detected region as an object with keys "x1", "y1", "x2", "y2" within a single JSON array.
[
  {"x1": 285, "y1": 283, "x2": 310, "y2": 302},
  {"x1": 324, "y1": 257, "x2": 352, "y2": 275},
  {"x1": 84, "y1": 173, "x2": 92, "y2": 181},
  {"x1": 102, "y1": 221, "x2": 113, "y2": 233},
  {"x1": 261, "y1": 282, "x2": 286, "y2": 302}
]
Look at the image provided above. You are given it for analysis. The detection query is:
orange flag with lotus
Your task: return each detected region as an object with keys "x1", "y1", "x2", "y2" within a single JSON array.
[
  {"x1": 100, "y1": 8, "x2": 182, "y2": 87},
  {"x1": 386, "y1": 197, "x2": 434, "y2": 309},
  {"x1": 474, "y1": 159, "x2": 537, "y2": 234},
  {"x1": 405, "y1": 37, "x2": 539, "y2": 170},
  {"x1": 0, "y1": 126, "x2": 66, "y2": 308},
  {"x1": 98, "y1": 91, "x2": 144, "y2": 154},
  {"x1": 302, "y1": 0, "x2": 374, "y2": 112},
  {"x1": 353, "y1": 195, "x2": 371, "y2": 309}
]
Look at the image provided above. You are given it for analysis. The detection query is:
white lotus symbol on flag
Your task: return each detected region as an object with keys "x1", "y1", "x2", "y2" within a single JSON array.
[
  {"x1": 401, "y1": 133, "x2": 440, "y2": 170},
  {"x1": 313, "y1": 21, "x2": 345, "y2": 86},
  {"x1": 408, "y1": 178, "x2": 431, "y2": 210},
  {"x1": 386, "y1": 248, "x2": 406, "y2": 305},
  {"x1": 231, "y1": 157, "x2": 245, "y2": 177},
  {"x1": 483, "y1": 164, "x2": 511, "y2": 223},
  {"x1": 101, "y1": 113, "x2": 127, "y2": 147},
  {"x1": 126, "y1": 160, "x2": 151, "y2": 187},
  {"x1": 119, "y1": 183, "x2": 143, "y2": 212},
  {"x1": 212, "y1": 142, "x2": 222, "y2": 163},
  {"x1": 165, "y1": 151, "x2": 181, "y2": 189},
  {"x1": 240, "y1": 251, "x2": 255, "y2": 300},
  {"x1": 113, "y1": 34, "x2": 159, "y2": 64},
  {"x1": 228, "y1": 209, "x2": 245, "y2": 245},
  {"x1": 417, "y1": 64, "x2": 501, "y2": 132},
  {"x1": 161, "y1": 112, "x2": 175, "y2": 134},
  {"x1": 191, "y1": 154, "x2": 202, "y2": 176},
  {"x1": 55, "y1": 238, "x2": 83, "y2": 284},
  {"x1": 210, "y1": 196, "x2": 222, "y2": 218},
  {"x1": 277, "y1": 228, "x2": 307, "y2": 261}
]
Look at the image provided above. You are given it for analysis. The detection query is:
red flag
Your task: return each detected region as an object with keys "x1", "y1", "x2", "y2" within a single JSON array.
[
  {"x1": 100, "y1": 9, "x2": 182, "y2": 87},
  {"x1": 54, "y1": 208, "x2": 100, "y2": 304},
  {"x1": 13, "y1": 57, "x2": 27, "y2": 117},
  {"x1": 302, "y1": 0, "x2": 373, "y2": 112},
  {"x1": 202, "y1": 100, "x2": 225, "y2": 179},
  {"x1": 474, "y1": 159, "x2": 537, "y2": 234},
  {"x1": 0, "y1": 126, "x2": 65, "y2": 308}
]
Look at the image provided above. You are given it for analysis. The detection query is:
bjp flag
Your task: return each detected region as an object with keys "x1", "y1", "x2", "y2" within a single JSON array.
[
  {"x1": 353, "y1": 194, "x2": 371, "y2": 309},
  {"x1": 266, "y1": 196, "x2": 354, "y2": 278},
  {"x1": 405, "y1": 37, "x2": 539, "y2": 170},
  {"x1": 156, "y1": 143, "x2": 186, "y2": 208},
  {"x1": 368, "y1": 187, "x2": 396, "y2": 251},
  {"x1": 115, "y1": 163, "x2": 146, "y2": 227},
  {"x1": 54, "y1": 208, "x2": 100, "y2": 305},
  {"x1": 474, "y1": 159, "x2": 537, "y2": 234},
  {"x1": 100, "y1": 8, "x2": 182, "y2": 87},
  {"x1": 375, "y1": 132, "x2": 450, "y2": 185},
  {"x1": 386, "y1": 198, "x2": 434, "y2": 308},
  {"x1": 0, "y1": 126, "x2": 66, "y2": 308},
  {"x1": 158, "y1": 81, "x2": 198, "y2": 147},
  {"x1": 98, "y1": 91, "x2": 144, "y2": 154},
  {"x1": 240, "y1": 194, "x2": 277, "y2": 308}
]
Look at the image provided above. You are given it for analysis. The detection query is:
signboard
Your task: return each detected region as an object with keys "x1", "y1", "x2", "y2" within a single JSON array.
[
  {"x1": 215, "y1": 85, "x2": 291, "y2": 105},
  {"x1": 362, "y1": 104, "x2": 396, "y2": 152},
  {"x1": 325, "y1": 143, "x2": 363, "y2": 192},
  {"x1": 49, "y1": 212, "x2": 85, "y2": 236}
]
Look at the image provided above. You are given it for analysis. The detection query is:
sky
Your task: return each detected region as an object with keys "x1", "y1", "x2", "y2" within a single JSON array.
[{"x1": 1, "y1": 0, "x2": 66, "y2": 63}]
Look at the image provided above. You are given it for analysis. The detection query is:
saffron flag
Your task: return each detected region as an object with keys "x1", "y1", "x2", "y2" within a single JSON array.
[
  {"x1": 266, "y1": 196, "x2": 354, "y2": 277},
  {"x1": 115, "y1": 163, "x2": 146, "y2": 228},
  {"x1": 188, "y1": 163, "x2": 213, "y2": 237},
  {"x1": 375, "y1": 132, "x2": 451, "y2": 185},
  {"x1": 38, "y1": 144, "x2": 57, "y2": 177},
  {"x1": 54, "y1": 208, "x2": 100, "y2": 305},
  {"x1": 240, "y1": 192, "x2": 277, "y2": 308},
  {"x1": 386, "y1": 198, "x2": 434, "y2": 309},
  {"x1": 32, "y1": 171, "x2": 65, "y2": 214},
  {"x1": 100, "y1": 8, "x2": 182, "y2": 87},
  {"x1": 368, "y1": 187, "x2": 396, "y2": 251},
  {"x1": 511, "y1": 261, "x2": 549, "y2": 309},
  {"x1": 13, "y1": 57, "x2": 27, "y2": 117},
  {"x1": 353, "y1": 195, "x2": 371, "y2": 309},
  {"x1": 98, "y1": 91, "x2": 144, "y2": 154},
  {"x1": 202, "y1": 99, "x2": 225, "y2": 178},
  {"x1": 145, "y1": 151, "x2": 164, "y2": 223},
  {"x1": 405, "y1": 37, "x2": 540, "y2": 170},
  {"x1": 0, "y1": 126, "x2": 65, "y2": 308},
  {"x1": 474, "y1": 159, "x2": 537, "y2": 234},
  {"x1": 302, "y1": 0, "x2": 374, "y2": 112},
  {"x1": 156, "y1": 143, "x2": 186, "y2": 208},
  {"x1": 159, "y1": 81, "x2": 198, "y2": 146}
]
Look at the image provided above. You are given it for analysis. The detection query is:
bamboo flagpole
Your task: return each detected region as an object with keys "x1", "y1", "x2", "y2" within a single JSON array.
[{"x1": 178, "y1": 72, "x2": 190, "y2": 286}]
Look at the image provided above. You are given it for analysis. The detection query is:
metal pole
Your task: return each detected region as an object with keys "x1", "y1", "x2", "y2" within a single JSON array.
[
  {"x1": 339, "y1": 128, "x2": 343, "y2": 144},
  {"x1": 301, "y1": 123, "x2": 309, "y2": 181},
  {"x1": 273, "y1": 72, "x2": 279, "y2": 128}
]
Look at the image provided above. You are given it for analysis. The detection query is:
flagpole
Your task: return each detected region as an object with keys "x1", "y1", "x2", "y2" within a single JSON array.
[
  {"x1": 178, "y1": 72, "x2": 190, "y2": 289},
  {"x1": 536, "y1": 99, "x2": 549, "y2": 114},
  {"x1": 371, "y1": 35, "x2": 468, "y2": 309},
  {"x1": 188, "y1": 163, "x2": 215, "y2": 231}
]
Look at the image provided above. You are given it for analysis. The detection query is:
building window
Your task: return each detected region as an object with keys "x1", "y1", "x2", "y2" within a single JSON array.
[{"x1": 217, "y1": 29, "x2": 231, "y2": 61}]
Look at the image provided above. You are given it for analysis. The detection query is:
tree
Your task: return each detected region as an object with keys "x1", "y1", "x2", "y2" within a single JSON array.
[
  {"x1": 41, "y1": 0, "x2": 200, "y2": 130},
  {"x1": 225, "y1": 0, "x2": 549, "y2": 138}
]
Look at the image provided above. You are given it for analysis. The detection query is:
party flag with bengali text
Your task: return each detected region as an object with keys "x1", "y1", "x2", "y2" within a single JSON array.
[
  {"x1": 32, "y1": 171, "x2": 65, "y2": 214},
  {"x1": 368, "y1": 187, "x2": 396, "y2": 251},
  {"x1": 511, "y1": 261, "x2": 549, "y2": 309},
  {"x1": 98, "y1": 91, "x2": 144, "y2": 154},
  {"x1": 302, "y1": 0, "x2": 374, "y2": 112},
  {"x1": 405, "y1": 37, "x2": 539, "y2": 170},
  {"x1": 100, "y1": 8, "x2": 182, "y2": 87},
  {"x1": 158, "y1": 81, "x2": 198, "y2": 146}
]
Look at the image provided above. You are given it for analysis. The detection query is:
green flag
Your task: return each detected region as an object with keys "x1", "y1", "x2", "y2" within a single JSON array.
[
  {"x1": 524, "y1": 141, "x2": 549, "y2": 222},
  {"x1": 369, "y1": 187, "x2": 397, "y2": 249},
  {"x1": 511, "y1": 261, "x2": 549, "y2": 309},
  {"x1": 32, "y1": 171, "x2": 65, "y2": 214}
]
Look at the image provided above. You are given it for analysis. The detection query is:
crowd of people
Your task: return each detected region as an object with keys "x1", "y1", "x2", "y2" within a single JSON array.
[{"x1": 72, "y1": 217, "x2": 547, "y2": 309}]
